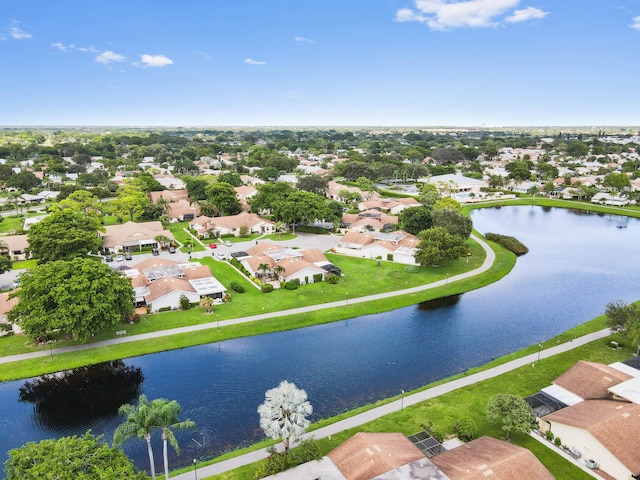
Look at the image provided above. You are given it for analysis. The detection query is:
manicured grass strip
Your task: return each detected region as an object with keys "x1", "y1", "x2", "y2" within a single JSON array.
[
  {"x1": 168, "y1": 221, "x2": 205, "y2": 252},
  {"x1": 11, "y1": 259, "x2": 37, "y2": 269},
  {"x1": 184, "y1": 330, "x2": 632, "y2": 480},
  {"x1": 465, "y1": 197, "x2": 640, "y2": 218}
]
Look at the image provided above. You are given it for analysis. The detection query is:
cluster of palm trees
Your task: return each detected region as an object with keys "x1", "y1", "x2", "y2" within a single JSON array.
[
  {"x1": 113, "y1": 394, "x2": 195, "y2": 480},
  {"x1": 257, "y1": 263, "x2": 285, "y2": 282}
]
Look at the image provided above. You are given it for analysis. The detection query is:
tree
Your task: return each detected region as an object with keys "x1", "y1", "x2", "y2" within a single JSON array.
[
  {"x1": 486, "y1": 393, "x2": 536, "y2": 441},
  {"x1": 250, "y1": 182, "x2": 295, "y2": 213},
  {"x1": 273, "y1": 191, "x2": 333, "y2": 227},
  {"x1": 151, "y1": 398, "x2": 196, "y2": 480},
  {"x1": 274, "y1": 265, "x2": 285, "y2": 281},
  {"x1": 199, "y1": 296, "x2": 214, "y2": 313},
  {"x1": 50, "y1": 189, "x2": 105, "y2": 220},
  {"x1": 297, "y1": 175, "x2": 328, "y2": 195},
  {"x1": 205, "y1": 181, "x2": 242, "y2": 216},
  {"x1": 185, "y1": 177, "x2": 209, "y2": 201},
  {"x1": 528, "y1": 185, "x2": 540, "y2": 203},
  {"x1": 605, "y1": 300, "x2": 640, "y2": 353},
  {"x1": 8, "y1": 258, "x2": 134, "y2": 342},
  {"x1": 5, "y1": 431, "x2": 149, "y2": 480},
  {"x1": 27, "y1": 210, "x2": 104, "y2": 262},
  {"x1": 400, "y1": 206, "x2": 433, "y2": 235},
  {"x1": 258, "y1": 380, "x2": 313, "y2": 453},
  {"x1": 603, "y1": 172, "x2": 630, "y2": 190},
  {"x1": 342, "y1": 161, "x2": 376, "y2": 181},
  {"x1": 258, "y1": 263, "x2": 270, "y2": 280},
  {"x1": 113, "y1": 394, "x2": 159, "y2": 479},
  {"x1": 431, "y1": 208, "x2": 473, "y2": 239},
  {"x1": 0, "y1": 239, "x2": 12, "y2": 274},
  {"x1": 415, "y1": 227, "x2": 467, "y2": 267},
  {"x1": 218, "y1": 171, "x2": 243, "y2": 187},
  {"x1": 111, "y1": 182, "x2": 151, "y2": 221},
  {"x1": 6, "y1": 170, "x2": 41, "y2": 192}
]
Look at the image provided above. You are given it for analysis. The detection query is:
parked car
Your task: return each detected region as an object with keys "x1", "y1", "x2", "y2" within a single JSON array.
[
  {"x1": 168, "y1": 246, "x2": 176, "y2": 254},
  {"x1": 124, "y1": 253, "x2": 132, "y2": 261},
  {"x1": 116, "y1": 255, "x2": 124, "y2": 262},
  {"x1": 215, "y1": 252, "x2": 227, "y2": 260},
  {"x1": 152, "y1": 248, "x2": 160, "y2": 256},
  {"x1": 224, "y1": 241, "x2": 232, "y2": 247},
  {"x1": 209, "y1": 243, "x2": 217, "y2": 249},
  {"x1": 105, "y1": 255, "x2": 113, "y2": 262}
]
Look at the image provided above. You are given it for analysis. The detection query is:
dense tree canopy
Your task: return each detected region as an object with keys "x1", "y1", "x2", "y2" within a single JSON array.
[
  {"x1": 5, "y1": 431, "x2": 149, "y2": 480},
  {"x1": 400, "y1": 206, "x2": 433, "y2": 235},
  {"x1": 205, "y1": 181, "x2": 242, "y2": 216},
  {"x1": 27, "y1": 210, "x2": 104, "y2": 262},
  {"x1": 486, "y1": 393, "x2": 537, "y2": 441},
  {"x1": 603, "y1": 172, "x2": 631, "y2": 190},
  {"x1": 273, "y1": 190, "x2": 334, "y2": 227},
  {"x1": 414, "y1": 226, "x2": 467, "y2": 267},
  {"x1": 9, "y1": 258, "x2": 134, "y2": 342},
  {"x1": 297, "y1": 175, "x2": 328, "y2": 195},
  {"x1": 250, "y1": 182, "x2": 295, "y2": 213},
  {"x1": 431, "y1": 208, "x2": 473, "y2": 239}
]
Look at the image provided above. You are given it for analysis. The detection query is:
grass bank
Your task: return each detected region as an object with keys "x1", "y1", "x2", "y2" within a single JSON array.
[
  {"x1": 169, "y1": 318, "x2": 630, "y2": 479},
  {"x1": 465, "y1": 196, "x2": 640, "y2": 217},
  {"x1": 0, "y1": 238, "x2": 512, "y2": 381}
]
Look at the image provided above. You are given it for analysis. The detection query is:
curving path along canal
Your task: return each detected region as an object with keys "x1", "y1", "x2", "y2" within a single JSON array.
[{"x1": 0, "y1": 233, "x2": 495, "y2": 366}]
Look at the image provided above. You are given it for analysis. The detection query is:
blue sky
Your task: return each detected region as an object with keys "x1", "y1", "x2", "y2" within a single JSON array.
[{"x1": 1, "y1": 1, "x2": 639, "y2": 127}]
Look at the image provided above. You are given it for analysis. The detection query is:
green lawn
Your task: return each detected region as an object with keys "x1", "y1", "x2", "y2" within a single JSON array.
[
  {"x1": 173, "y1": 326, "x2": 632, "y2": 480},
  {"x1": 167, "y1": 221, "x2": 205, "y2": 252}
]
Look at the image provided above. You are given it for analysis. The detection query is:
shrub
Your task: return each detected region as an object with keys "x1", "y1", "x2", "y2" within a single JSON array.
[
  {"x1": 387, "y1": 253, "x2": 393, "y2": 261},
  {"x1": 312, "y1": 273, "x2": 323, "y2": 283},
  {"x1": 485, "y1": 233, "x2": 529, "y2": 256},
  {"x1": 261, "y1": 284, "x2": 273, "y2": 293},
  {"x1": 253, "y1": 440, "x2": 321, "y2": 479},
  {"x1": 326, "y1": 274, "x2": 340, "y2": 284},
  {"x1": 157, "y1": 306, "x2": 172, "y2": 312},
  {"x1": 454, "y1": 417, "x2": 477, "y2": 442},
  {"x1": 283, "y1": 281, "x2": 299, "y2": 290},
  {"x1": 554, "y1": 437, "x2": 562, "y2": 447},
  {"x1": 295, "y1": 225, "x2": 329, "y2": 234},
  {"x1": 545, "y1": 430, "x2": 554, "y2": 441},
  {"x1": 230, "y1": 281, "x2": 245, "y2": 293},
  {"x1": 179, "y1": 294, "x2": 191, "y2": 310}
]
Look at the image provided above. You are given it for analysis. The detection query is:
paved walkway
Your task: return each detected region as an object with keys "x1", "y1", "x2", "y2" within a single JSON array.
[
  {"x1": 176, "y1": 327, "x2": 611, "y2": 479},
  {"x1": 0, "y1": 233, "x2": 494, "y2": 366}
]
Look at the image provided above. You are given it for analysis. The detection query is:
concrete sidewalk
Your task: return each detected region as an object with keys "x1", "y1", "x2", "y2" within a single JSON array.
[
  {"x1": 175, "y1": 328, "x2": 611, "y2": 480},
  {"x1": 0, "y1": 234, "x2": 494, "y2": 366}
]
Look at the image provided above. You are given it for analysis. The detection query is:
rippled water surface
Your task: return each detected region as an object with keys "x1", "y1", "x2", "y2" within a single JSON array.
[{"x1": 0, "y1": 206, "x2": 638, "y2": 473}]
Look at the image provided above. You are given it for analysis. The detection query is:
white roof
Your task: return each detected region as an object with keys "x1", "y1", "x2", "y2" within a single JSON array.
[
  {"x1": 609, "y1": 377, "x2": 640, "y2": 405},
  {"x1": 541, "y1": 384, "x2": 583, "y2": 406},
  {"x1": 188, "y1": 277, "x2": 226, "y2": 296}
]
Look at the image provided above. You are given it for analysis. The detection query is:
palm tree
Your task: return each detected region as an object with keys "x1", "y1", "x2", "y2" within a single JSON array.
[
  {"x1": 113, "y1": 394, "x2": 158, "y2": 479},
  {"x1": 257, "y1": 380, "x2": 313, "y2": 453},
  {"x1": 151, "y1": 398, "x2": 195, "y2": 480},
  {"x1": 258, "y1": 263, "x2": 270, "y2": 280},
  {"x1": 273, "y1": 265, "x2": 285, "y2": 282}
]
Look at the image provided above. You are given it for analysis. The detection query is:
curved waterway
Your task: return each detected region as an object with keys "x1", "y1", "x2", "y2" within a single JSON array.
[{"x1": 0, "y1": 206, "x2": 639, "y2": 474}]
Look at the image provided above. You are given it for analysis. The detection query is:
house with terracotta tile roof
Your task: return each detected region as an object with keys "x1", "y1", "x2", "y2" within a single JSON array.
[
  {"x1": 532, "y1": 360, "x2": 640, "y2": 479},
  {"x1": 124, "y1": 258, "x2": 225, "y2": 312},
  {"x1": 341, "y1": 210, "x2": 398, "y2": 233},
  {"x1": 238, "y1": 242, "x2": 338, "y2": 285},
  {"x1": 234, "y1": 185, "x2": 258, "y2": 212},
  {"x1": 190, "y1": 212, "x2": 275, "y2": 238},
  {"x1": 336, "y1": 230, "x2": 418, "y2": 265},
  {"x1": 0, "y1": 234, "x2": 29, "y2": 260},
  {"x1": 101, "y1": 221, "x2": 174, "y2": 254},
  {"x1": 430, "y1": 436, "x2": 554, "y2": 480}
]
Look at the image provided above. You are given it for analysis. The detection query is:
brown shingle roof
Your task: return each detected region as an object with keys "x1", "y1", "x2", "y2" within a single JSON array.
[
  {"x1": 543, "y1": 400, "x2": 640, "y2": 475},
  {"x1": 553, "y1": 361, "x2": 632, "y2": 400},
  {"x1": 430, "y1": 436, "x2": 554, "y2": 480},
  {"x1": 327, "y1": 432, "x2": 424, "y2": 480}
]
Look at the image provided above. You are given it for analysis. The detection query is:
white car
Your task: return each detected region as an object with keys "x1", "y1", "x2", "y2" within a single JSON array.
[
  {"x1": 215, "y1": 252, "x2": 227, "y2": 260},
  {"x1": 116, "y1": 255, "x2": 124, "y2": 262}
]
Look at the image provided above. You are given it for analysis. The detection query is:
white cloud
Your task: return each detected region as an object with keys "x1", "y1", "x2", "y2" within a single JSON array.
[
  {"x1": 506, "y1": 6, "x2": 548, "y2": 23},
  {"x1": 295, "y1": 36, "x2": 315, "y2": 44},
  {"x1": 51, "y1": 42, "x2": 75, "y2": 52},
  {"x1": 245, "y1": 58, "x2": 267, "y2": 65},
  {"x1": 631, "y1": 16, "x2": 640, "y2": 31},
  {"x1": 8, "y1": 20, "x2": 32, "y2": 39},
  {"x1": 138, "y1": 54, "x2": 174, "y2": 67},
  {"x1": 78, "y1": 46, "x2": 99, "y2": 53},
  {"x1": 96, "y1": 50, "x2": 126, "y2": 64},
  {"x1": 396, "y1": 0, "x2": 547, "y2": 30}
]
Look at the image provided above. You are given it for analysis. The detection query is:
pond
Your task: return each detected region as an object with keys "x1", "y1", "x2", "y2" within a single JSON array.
[{"x1": 0, "y1": 206, "x2": 638, "y2": 474}]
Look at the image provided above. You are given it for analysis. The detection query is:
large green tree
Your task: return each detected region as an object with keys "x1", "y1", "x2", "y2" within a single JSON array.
[
  {"x1": 414, "y1": 227, "x2": 467, "y2": 267},
  {"x1": 111, "y1": 182, "x2": 151, "y2": 222},
  {"x1": 486, "y1": 393, "x2": 537, "y2": 441},
  {"x1": 5, "y1": 431, "x2": 149, "y2": 480},
  {"x1": 205, "y1": 181, "x2": 242, "y2": 216},
  {"x1": 250, "y1": 182, "x2": 295, "y2": 213},
  {"x1": 297, "y1": 175, "x2": 329, "y2": 195},
  {"x1": 431, "y1": 208, "x2": 473, "y2": 239},
  {"x1": 273, "y1": 190, "x2": 334, "y2": 227},
  {"x1": 8, "y1": 258, "x2": 134, "y2": 342},
  {"x1": 400, "y1": 206, "x2": 433, "y2": 235},
  {"x1": 603, "y1": 172, "x2": 631, "y2": 190},
  {"x1": 27, "y1": 210, "x2": 104, "y2": 262}
]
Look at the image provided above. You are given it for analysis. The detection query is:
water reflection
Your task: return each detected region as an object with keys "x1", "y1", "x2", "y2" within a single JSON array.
[
  {"x1": 418, "y1": 295, "x2": 461, "y2": 311},
  {"x1": 19, "y1": 361, "x2": 143, "y2": 430}
]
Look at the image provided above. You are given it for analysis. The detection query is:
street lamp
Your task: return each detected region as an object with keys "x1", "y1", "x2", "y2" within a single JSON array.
[
  {"x1": 216, "y1": 313, "x2": 220, "y2": 331},
  {"x1": 193, "y1": 458, "x2": 198, "y2": 480},
  {"x1": 345, "y1": 292, "x2": 348, "y2": 307},
  {"x1": 401, "y1": 390, "x2": 405, "y2": 410},
  {"x1": 537, "y1": 343, "x2": 543, "y2": 363}
]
